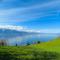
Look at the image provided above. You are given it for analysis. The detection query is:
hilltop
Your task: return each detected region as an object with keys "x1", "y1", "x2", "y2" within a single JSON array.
[{"x1": 30, "y1": 37, "x2": 60, "y2": 53}]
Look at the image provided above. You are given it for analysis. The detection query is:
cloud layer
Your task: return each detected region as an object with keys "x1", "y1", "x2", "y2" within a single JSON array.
[{"x1": 0, "y1": 25, "x2": 60, "y2": 33}]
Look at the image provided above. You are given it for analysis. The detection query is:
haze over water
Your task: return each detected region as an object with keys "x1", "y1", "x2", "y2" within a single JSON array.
[{"x1": 7, "y1": 33, "x2": 59, "y2": 46}]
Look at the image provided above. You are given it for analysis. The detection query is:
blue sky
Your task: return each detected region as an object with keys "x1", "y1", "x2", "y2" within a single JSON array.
[{"x1": 0, "y1": 0, "x2": 60, "y2": 32}]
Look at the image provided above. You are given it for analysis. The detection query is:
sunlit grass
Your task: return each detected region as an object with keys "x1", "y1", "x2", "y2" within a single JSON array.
[
  {"x1": 0, "y1": 37, "x2": 60, "y2": 60},
  {"x1": 30, "y1": 37, "x2": 60, "y2": 52}
]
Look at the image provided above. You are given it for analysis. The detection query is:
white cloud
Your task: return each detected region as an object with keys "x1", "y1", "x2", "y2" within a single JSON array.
[
  {"x1": 0, "y1": 25, "x2": 60, "y2": 33},
  {"x1": 0, "y1": 25, "x2": 24, "y2": 31},
  {"x1": 0, "y1": 25, "x2": 41, "y2": 33}
]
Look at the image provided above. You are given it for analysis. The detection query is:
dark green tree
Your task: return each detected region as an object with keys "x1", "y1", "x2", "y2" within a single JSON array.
[
  {"x1": 26, "y1": 42, "x2": 30, "y2": 46},
  {"x1": 37, "y1": 41, "x2": 41, "y2": 44}
]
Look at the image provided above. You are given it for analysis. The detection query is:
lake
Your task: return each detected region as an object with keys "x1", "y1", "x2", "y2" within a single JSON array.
[{"x1": 7, "y1": 33, "x2": 59, "y2": 46}]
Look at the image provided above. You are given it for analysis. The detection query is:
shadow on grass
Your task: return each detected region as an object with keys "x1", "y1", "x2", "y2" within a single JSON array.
[
  {"x1": 0, "y1": 48, "x2": 59, "y2": 60},
  {"x1": 17, "y1": 51, "x2": 59, "y2": 60}
]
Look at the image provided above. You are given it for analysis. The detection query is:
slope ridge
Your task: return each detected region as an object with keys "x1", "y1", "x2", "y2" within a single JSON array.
[{"x1": 30, "y1": 37, "x2": 60, "y2": 53}]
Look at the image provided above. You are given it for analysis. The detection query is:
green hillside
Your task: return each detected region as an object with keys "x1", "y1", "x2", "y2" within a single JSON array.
[
  {"x1": 0, "y1": 37, "x2": 60, "y2": 60},
  {"x1": 31, "y1": 37, "x2": 60, "y2": 53}
]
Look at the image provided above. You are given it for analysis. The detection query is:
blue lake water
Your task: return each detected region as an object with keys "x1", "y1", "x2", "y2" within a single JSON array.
[
  {"x1": 7, "y1": 34, "x2": 59, "y2": 46},
  {"x1": 0, "y1": 29, "x2": 59, "y2": 46}
]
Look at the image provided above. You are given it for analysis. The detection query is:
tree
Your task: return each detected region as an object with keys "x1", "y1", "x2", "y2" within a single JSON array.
[
  {"x1": 37, "y1": 41, "x2": 41, "y2": 44},
  {"x1": 26, "y1": 42, "x2": 30, "y2": 46},
  {"x1": 0, "y1": 40, "x2": 7, "y2": 46},
  {"x1": 16, "y1": 43, "x2": 18, "y2": 46}
]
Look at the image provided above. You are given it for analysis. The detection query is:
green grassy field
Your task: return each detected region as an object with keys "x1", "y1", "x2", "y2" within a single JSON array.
[
  {"x1": 0, "y1": 37, "x2": 60, "y2": 60},
  {"x1": 31, "y1": 37, "x2": 60, "y2": 53}
]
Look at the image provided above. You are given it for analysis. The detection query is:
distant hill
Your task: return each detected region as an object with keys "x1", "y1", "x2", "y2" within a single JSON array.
[{"x1": 0, "y1": 29, "x2": 39, "y2": 40}]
